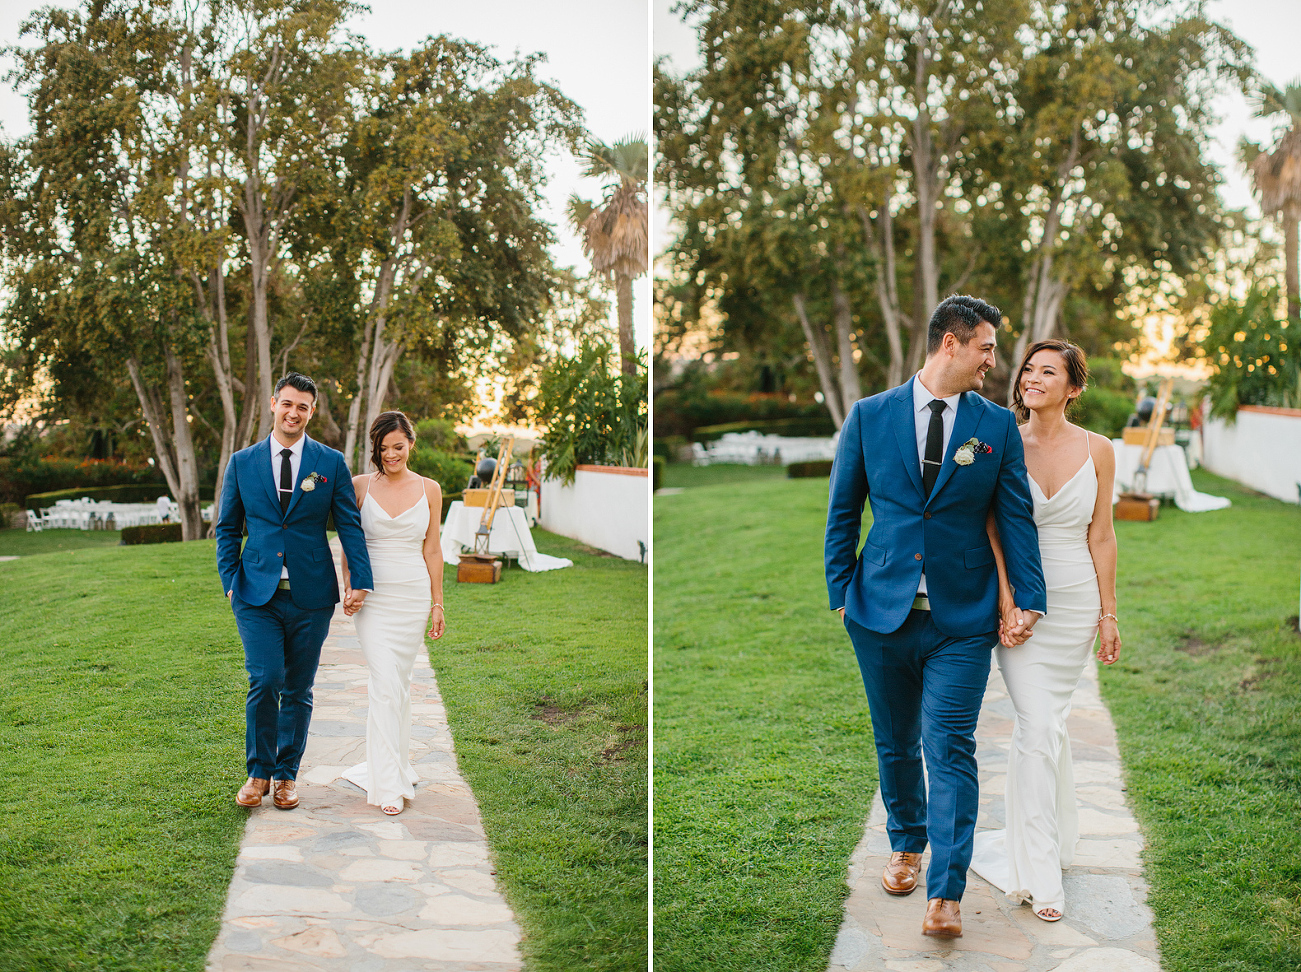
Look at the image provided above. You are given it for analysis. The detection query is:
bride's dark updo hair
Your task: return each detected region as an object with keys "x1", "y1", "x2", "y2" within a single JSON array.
[
  {"x1": 1012, "y1": 340, "x2": 1089, "y2": 421},
  {"x1": 369, "y1": 411, "x2": 416, "y2": 474}
]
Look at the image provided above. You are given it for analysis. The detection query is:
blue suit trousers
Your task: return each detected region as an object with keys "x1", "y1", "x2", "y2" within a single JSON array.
[
  {"x1": 847, "y1": 610, "x2": 993, "y2": 900},
  {"x1": 231, "y1": 589, "x2": 333, "y2": 780}
]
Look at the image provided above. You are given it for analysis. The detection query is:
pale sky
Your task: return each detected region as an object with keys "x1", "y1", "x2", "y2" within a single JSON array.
[
  {"x1": 653, "y1": 0, "x2": 1301, "y2": 254},
  {"x1": 0, "y1": 0, "x2": 652, "y2": 349}
]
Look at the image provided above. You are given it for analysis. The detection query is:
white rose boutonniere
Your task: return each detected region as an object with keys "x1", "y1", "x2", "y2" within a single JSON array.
[
  {"x1": 953, "y1": 437, "x2": 992, "y2": 467},
  {"x1": 300, "y1": 471, "x2": 327, "y2": 492}
]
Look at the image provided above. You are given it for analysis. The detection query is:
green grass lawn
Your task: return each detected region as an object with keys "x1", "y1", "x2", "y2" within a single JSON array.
[
  {"x1": 0, "y1": 541, "x2": 247, "y2": 972},
  {"x1": 1100, "y1": 471, "x2": 1301, "y2": 972},
  {"x1": 0, "y1": 526, "x2": 123, "y2": 556},
  {"x1": 653, "y1": 471, "x2": 878, "y2": 972},
  {"x1": 0, "y1": 529, "x2": 647, "y2": 972},
  {"x1": 428, "y1": 534, "x2": 647, "y2": 972},
  {"x1": 653, "y1": 465, "x2": 1301, "y2": 971}
]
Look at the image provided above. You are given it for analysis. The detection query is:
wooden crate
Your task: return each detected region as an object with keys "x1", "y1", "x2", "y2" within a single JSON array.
[
  {"x1": 457, "y1": 557, "x2": 502, "y2": 584},
  {"x1": 1115, "y1": 493, "x2": 1160, "y2": 522},
  {"x1": 1121, "y1": 427, "x2": 1174, "y2": 447},
  {"x1": 463, "y1": 488, "x2": 515, "y2": 508}
]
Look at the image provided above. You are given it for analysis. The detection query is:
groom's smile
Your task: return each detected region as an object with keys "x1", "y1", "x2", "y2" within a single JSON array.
[{"x1": 272, "y1": 386, "x2": 317, "y2": 445}]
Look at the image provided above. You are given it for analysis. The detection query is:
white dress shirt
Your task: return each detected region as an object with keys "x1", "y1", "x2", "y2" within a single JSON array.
[
  {"x1": 270, "y1": 432, "x2": 305, "y2": 579},
  {"x1": 911, "y1": 376, "x2": 960, "y2": 596}
]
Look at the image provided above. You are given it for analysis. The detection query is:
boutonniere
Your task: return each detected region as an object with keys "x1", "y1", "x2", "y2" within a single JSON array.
[
  {"x1": 300, "y1": 472, "x2": 327, "y2": 492},
  {"x1": 953, "y1": 438, "x2": 994, "y2": 466}
]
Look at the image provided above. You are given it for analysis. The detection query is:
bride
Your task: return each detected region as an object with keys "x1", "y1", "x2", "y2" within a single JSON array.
[
  {"x1": 971, "y1": 340, "x2": 1122, "y2": 921},
  {"x1": 339, "y1": 411, "x2": 446, "y2": 815}
]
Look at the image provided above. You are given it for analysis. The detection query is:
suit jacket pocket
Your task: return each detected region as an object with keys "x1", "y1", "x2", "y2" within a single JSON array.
[
  {"x1": 312, "y1": 546, "x2": 330, "y2": 562},
  {"x1": 244, "y1": 549, "x2": 260, "y2": 565},
  {"x1": 964, "y1": 545, "x2": 994, "y2": 569},
  {"x1": 862, "y1": 541, "x2": 886, "y2": 566}
]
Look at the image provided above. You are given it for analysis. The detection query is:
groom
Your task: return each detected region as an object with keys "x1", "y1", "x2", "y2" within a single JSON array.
[
  {"x1": 216, "y1": 373, "x2": 373, "y2": 810},
  {"x1": 825, "y1": 295, "x2": 1047, "y2": 937}
]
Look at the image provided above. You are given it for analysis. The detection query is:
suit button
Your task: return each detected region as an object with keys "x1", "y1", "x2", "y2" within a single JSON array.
[
  {"x1": 277, "y1": 552, "x2": 283, "y2": 557},
  {"x1": 914, "y1": 553, "x2": 922, "y2": 561},
  {"x1": 924, "y1": 512, "x2": 932, "y2": 519}
]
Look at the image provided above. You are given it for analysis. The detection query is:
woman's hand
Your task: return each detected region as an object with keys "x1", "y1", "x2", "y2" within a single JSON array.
[
  {"x1": 1097, "y1": 617, "x2": 1121, "y2": 665},
  {"x1": 999, "y1": 595, "x2": 1029, "y2": 648},
  {"x1": 342, "y1": 587, "x2": 358, "y2": 617},
  {"x1": 428, "y1": 604, "x2": 445, "y2": 640}
]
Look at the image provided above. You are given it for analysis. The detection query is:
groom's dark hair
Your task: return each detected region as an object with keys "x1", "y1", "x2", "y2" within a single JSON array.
[
  {"x1": 926, "y1": 295, "x2": 1002, "y2": 355},
  {"x1": 274, "y1": 372, "x2": 317, "y2": 401}
]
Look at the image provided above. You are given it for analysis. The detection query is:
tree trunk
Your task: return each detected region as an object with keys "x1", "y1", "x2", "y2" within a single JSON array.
[
  {"x1": 833, "y1": 282, "x2": 862, "y2": 414},
  {"x1": 1285, "y1": 201, "x2": 1300, "y2": 324},
  {"x1": 616, "y1": 272, "x2": 636, "y2": 375},
  {"x1": 126, "y1": 343, "x2": 202, "y2": 541},
  {"x1": 198, "y1": 262, "x2": 240, "y2": 534},
  {"x1": 313, "y1": 382, "x2": 345, "y2": 450},
  {"x1": 163, "y1": 337, "x2": 204, "y2": 540},
  {"x1": 856, "y1": 202, "x2": 907, "y2": 387},
  {"x1": 793, "y1": 293, "x2": 845, "y2": 429}
]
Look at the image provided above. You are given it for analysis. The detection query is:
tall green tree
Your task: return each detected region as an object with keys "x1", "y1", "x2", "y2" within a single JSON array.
[{"x1": 569, "y1": 134, "x2": 648, "y2": 376}]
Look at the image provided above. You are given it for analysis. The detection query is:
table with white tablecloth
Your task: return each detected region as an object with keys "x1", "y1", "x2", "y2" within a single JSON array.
[
  {"x1": 440, "y1": 501, "x2": 572, "y2": 572},
  {"x1": 1110, "y1": 440, "x2": 1231, "y2": 513}
]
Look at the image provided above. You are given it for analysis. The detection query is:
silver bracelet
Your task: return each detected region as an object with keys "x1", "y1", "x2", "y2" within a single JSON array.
[{"x1": 1099, "y1": 613, "x2": 1118, "y2": 624}]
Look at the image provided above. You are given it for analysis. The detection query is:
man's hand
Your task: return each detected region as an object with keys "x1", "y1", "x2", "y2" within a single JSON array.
[
  {"x1": 838, "y1": 607, "x2": 846, "y2": 622},
  {"x1": 342, "y1": 588, "x2": 367, "y2": 616}
]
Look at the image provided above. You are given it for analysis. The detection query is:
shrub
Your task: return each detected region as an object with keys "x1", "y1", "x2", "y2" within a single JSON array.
[
  {"x1": 1072, "y1": 387, "x2": 1136, "y2": 439},
  {"x1": 408, "y1": 446, "x2": 474, "y2": 494},
  {"x1": 1200, "y1": 282, "x2": 1301, "y2": 419},
  {"x1": 537, "y1": 343, "x2": 647, "y2": 484},
  {"x1": 0, "y1": 456, "x2": 165, "y2": 506},
  {"x1": 25, "y1": 484, "x2": 215, "y2": 511},
  {"x1": 692, "y1": 416, "x2": 837, "y2": 443},
  {"x1": 787, "y1": 460, "x2": 833, "y2": 478},
  {"x1": 653, "y1": 456, "x2": 665, "y2": 491},
  {"x1": 120, "y1": 523, "x2": 182, "y2": 545},
  {"x1": 653, "y1": 388, "x2": 827, "y2": 437}
]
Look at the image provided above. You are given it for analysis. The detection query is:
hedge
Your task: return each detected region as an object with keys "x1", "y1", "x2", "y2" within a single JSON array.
[
  {"x1": 653, "y1": 389, "x2": 827, "y2": 438},
  {"x1": 0, "y1": 456, "x2": 165, "y2": 506},
  {"x1": 121, "y1": 523, "x2": 183, "y2": 545},
  {"x1": 787, "y1": 460, "x2": 833, "y2": 479},
  {"x1": 653, "y1": 456, "x2": 665, "y2": 491},
  {"x1": 691, "y1": 416, "x2": 837, "y2": 443},
  {"x1": 25, "y1": 484, "x2": 215, "y2": 511}
]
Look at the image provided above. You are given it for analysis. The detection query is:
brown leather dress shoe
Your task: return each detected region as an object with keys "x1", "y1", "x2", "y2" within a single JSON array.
[
  {"x1": 272, "y1": 779, "x2": 299, "y2": 810},
  {"x1": 236, "y1": 777, "x2": 270, "y2": 808},
  {"x1": 881, "y1": 851, "x2": 924, "y2": 895},
  {"x1": 922, "y1": 897, "x2": 962, "y2": 938}
]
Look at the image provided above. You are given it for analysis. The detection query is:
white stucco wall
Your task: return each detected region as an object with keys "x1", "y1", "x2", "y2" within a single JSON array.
[
  {"x1": 1202, "y1": 405, "x2": 1301, "y2": 504},
  {"x1": 539, "y1": 465, "x2": 649, "y2": 561}
]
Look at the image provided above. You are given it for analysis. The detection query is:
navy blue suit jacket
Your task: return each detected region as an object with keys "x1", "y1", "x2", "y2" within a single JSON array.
[
  {"x1": 825, "y1": 377, "x2": 1047, "y2": 637},
  {"x1": 216, "y1": 435, "x2": 373, "y2": 610}
]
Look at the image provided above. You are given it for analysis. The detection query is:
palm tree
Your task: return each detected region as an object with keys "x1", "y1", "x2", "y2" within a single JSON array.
[
  {"x1": 1244, "y1": 79, "x2": 1301, "y2": 323},
  {"x1": 568, "y1": 134, "x2": 648, "y2": 375}
]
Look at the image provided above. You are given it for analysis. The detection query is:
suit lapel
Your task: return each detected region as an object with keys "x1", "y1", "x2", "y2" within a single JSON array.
[
  {"x1": 259, "y1": 437, "x2": 282, "y2": 513},
  {"x1": 890, "y1": 378, "x2": 925, "y2": 500},
  {"x1": 926, "y1": 391, "x2": 985, "y2": 506},
  {"x1": 283, "y1": 436, "x2": 317, "y2": 521}
]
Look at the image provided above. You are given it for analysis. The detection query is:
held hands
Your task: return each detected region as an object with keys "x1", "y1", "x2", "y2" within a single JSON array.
[
  {"x1": 1097, "y1": 617, "x2": 1121, "y2": 665},
  {"x1": 999, "y1": 599, "x2": 1042, "y2": 649},
  {"x1": 428, "y1": 604, "x2": 445, "y2": 640},
  {"x1": 342, "y1": 588, "x2": 367, "y2": 616}
]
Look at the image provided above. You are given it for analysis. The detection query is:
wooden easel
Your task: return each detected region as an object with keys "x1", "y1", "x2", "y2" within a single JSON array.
[
  {"x1": 1116, "y1": 377, "x2": 1174, "y2": 521},
  {"x1": 458, "y1": 436, "x2": 515, "y2": 582}
]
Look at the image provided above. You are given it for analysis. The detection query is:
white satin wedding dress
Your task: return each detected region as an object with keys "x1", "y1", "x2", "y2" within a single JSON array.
[
  {"x1": 342, "y1": 490, "x2": 431, "y2": 809},
  {"x1": 970, "y1": 429, "x2": 1101, "y2": 915}
]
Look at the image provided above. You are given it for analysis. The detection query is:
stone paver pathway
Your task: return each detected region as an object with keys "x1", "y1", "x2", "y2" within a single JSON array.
[
  {"x1": 206, "y1": 540, "x2": 522, "y2": 971},
  {"x1": 828, "y1": 657, "x2": 1162, "y2": 972}
]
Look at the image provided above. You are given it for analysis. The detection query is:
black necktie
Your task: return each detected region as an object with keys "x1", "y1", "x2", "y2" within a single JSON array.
[
  {"x1": 279, "y1": 448, "x2": 293, "y2": 515},
  {"x1": 922, "y1": 399, "x2": 946, "y2": 498}
]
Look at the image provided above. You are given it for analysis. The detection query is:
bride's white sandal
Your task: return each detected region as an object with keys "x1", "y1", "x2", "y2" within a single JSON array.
[
  {"x1": 382, "y1": 803, "x2": 403, "y2": 815},
  {"x1": 1035, "y1": 907, "x2": 1063, "y2": 922}
]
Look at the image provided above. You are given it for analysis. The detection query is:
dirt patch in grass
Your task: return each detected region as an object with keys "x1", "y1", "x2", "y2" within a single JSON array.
[
  {"x1": 1175, "y1": 630, "x2": 1221, "y2": 656},
  {"x1": 531, "y1": 697, "x2": 590, "y2": 725}
]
